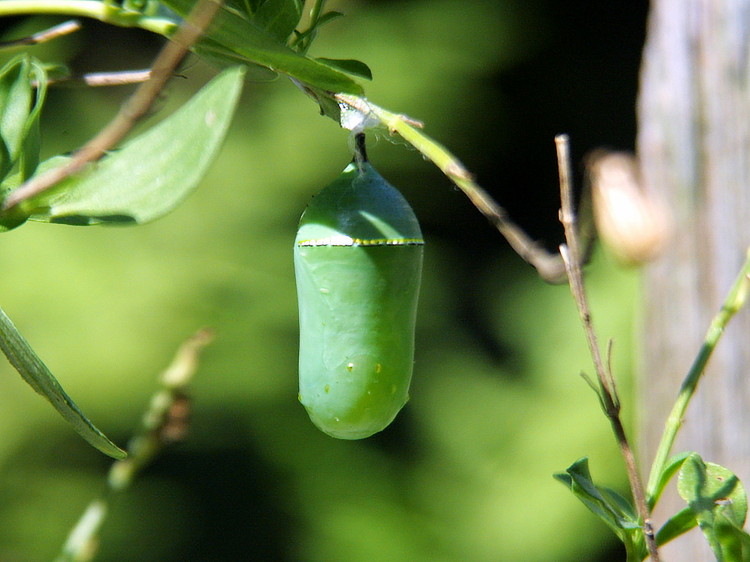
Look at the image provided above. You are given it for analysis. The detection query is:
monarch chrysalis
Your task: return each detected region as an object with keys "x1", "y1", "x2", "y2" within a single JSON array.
[{"x1": 294, "y1": 142, "x2": 423, "y2": 439}]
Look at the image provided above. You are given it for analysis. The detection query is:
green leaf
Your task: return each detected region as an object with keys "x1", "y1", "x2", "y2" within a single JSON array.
[
  {"x1": 649, "y1": 451, "x2": 692, "y2": 510},
  {"x1": 253, "y1": 0, "x2": 303, "y2": 42},
  {"x1": 0, "y1": 304, "x2": 125, "y2": 459},
  {"x1": 23, "y1": 66, "x2": 245, "y2": 225},
  {"x1": 655, "y1": 507, "x2": 697, "y2": 547},
  {"x1": 0, "y1": 55, "x2": 46, "y2": 182},
  {"x1": 19, "y1": 59, "x2": 46, "y2": 181},
  {"x1": 678, "y1": 453, "x2": 749, "y2": 561},
  {"x1": 714, "y1": 511, "x2": 750, "y2": 562},
  {"x1": 316, "y1": 58, "x2": 373, "y2": 80},
  {"x1": 161, "y1": 0, "x2": 362, "y2": 95},
  {"x1": 555, "y1": 458, "x2": 646, "y2": 559}
]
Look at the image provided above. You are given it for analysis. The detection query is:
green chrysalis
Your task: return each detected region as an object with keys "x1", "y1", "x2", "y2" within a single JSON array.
[{"x1": 294, "y1": 143, "x2": 423, "y2": 439}]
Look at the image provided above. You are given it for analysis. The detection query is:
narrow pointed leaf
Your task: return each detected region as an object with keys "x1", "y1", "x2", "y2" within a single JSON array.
[
  {"x1": 0, "y1": 305, "x2": 126, "y2": 459},
  {"x1": 0, "y1": 55, "x2": 46, "y2": 182},
  {"x1": 554, "y1": 457, "x2": 644, "y2": 555},
  {"x1": 0, "y1": 57, "x2": 31, "y2": 179},
  {"x1": 655, "y1": 507, "x2": 697, "y2": 547},
  {"x1": 316, "y1": 58, "x2": 372, "y2": 80},
  {"x1": 649, "y1": 451, "x2": 691, "y2": 509},
  {"x1": 24, "y1": 66, "x2": 245, "y2": 225}
]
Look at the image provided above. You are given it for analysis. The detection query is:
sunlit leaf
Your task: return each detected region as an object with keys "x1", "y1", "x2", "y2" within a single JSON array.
[
  {"x1": 24, "y1": 66, "x2": 245, "y2": 225},
  {"x1": 655, "y1": 507, "x2": 697, "y2": 547},
  {"x1": 555, "y1": 457, "x2": 646, "y2": 559}
]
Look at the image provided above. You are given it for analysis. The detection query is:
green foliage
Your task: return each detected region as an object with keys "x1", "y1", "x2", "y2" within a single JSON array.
[
  {"x1": 677, "y1": 453, "x2": 750, "y2": 561},
  {"x1": 0, "y1": 55, "x2": 46, "y2": 231},
  {"x1": 161, "y1": 0, "x2": 367, "y2": 95},
  {"x1": 20, "y1": 66, "x2": 244, "y2": 225},
  {"x1": 656, "y1": 507, "x2": 700, "y2": 548},
  {"x1": 555, "y1": 458, "x2": 646, "y2": 561},
  {"x1": 316, "y1": 57, "x2": 372, "y2": 80},
  {"x1": 0, "y1": 52, "x2": 243, "y2": 458},
  {"x1": 649, "y1": 451, "x2": 691, "y2": 509},
  {"x1": 121, "y1": 0, "x2": 162, "y2": 15},
  {"x1": 558, "y1": 450, "x2": 750, "y2": 560},
  {"x1": 248, "y1": 0, "x2": 303, "y2": 42}
]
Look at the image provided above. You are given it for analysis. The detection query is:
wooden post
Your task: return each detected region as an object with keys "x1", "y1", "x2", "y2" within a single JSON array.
[{"x1": 638, "y1": 0, "x2": 750, "y2": 558}]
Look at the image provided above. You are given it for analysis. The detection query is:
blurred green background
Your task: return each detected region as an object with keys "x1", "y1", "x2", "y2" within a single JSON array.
[{"x1": 0, "y1": 0, "x2": 648, "y2": 560}]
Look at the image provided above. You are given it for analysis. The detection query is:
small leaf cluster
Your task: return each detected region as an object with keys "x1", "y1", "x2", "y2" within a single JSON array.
[
  {"x1": 557, "y1": 454, "x2": 750, "y2": 561},
  {"x1": 0, "y1": 57, "x2": 244, "y2": 229},
  {"x1": 161, "y1": 0, "x2": 371, "y2": 93}
]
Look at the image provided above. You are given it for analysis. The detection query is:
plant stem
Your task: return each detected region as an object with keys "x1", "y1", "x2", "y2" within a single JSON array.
[
  {"x1": 556, "y1": 134, "x2": 659, "y2": 562},
  {"x1": 55, "y1": 329, "x2": 214, "y2": 562},
  {"x1": 0, "y1": 1, "x2": 177, "y2": 36},
  {"x1": 3, "y1": 0, "x2": 223, "y2": 211},
  {"x1": 0, "y1": 19, "x2": 82, "y2": 48},
  {"x1": 335, "y1": 93, "x2": 567, "y2": 283},
  {"x1": 645, "y1": 249, "x2": 750, "y2": 506}
]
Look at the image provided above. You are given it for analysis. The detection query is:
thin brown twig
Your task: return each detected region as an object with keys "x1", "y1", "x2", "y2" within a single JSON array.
[
  {"x1": 42, "y1": 69, "x2": 153, "y2": 89},
  {"x1": 0, "y1": 19, "x2": 81, "y2": 48},
  {"x1": 555, "y1": 134, "x2": 659, "y2": 561},
  {"x1": 2, "y1": 0, "x2": 225, "y2": 211}
]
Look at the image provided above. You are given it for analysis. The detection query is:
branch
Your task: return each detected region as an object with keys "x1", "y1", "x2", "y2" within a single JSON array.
[
  {"x1": 335, "y1": 93, "x2": 567, "y2": 283},
  {"x1": 556, "y1": 134, "x2": 659, "y2": 561},
  {"x1": 0, "y1": 19, "x2": 81, "y2": 48},
  {"x1": 43, "y1": 69, "x2": 152, "y2": 88}
]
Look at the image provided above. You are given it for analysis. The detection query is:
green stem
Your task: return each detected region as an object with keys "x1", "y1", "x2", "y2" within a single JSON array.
[
  {"x1": 335, "y1": 93, "x2": 567, "y2": 283},
  {"x1": 0, "y1": 1, "x2": 177, "y2": 36},
  {"x1": 646, "y1": 248, "x2": 750, "y2": 507}
]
